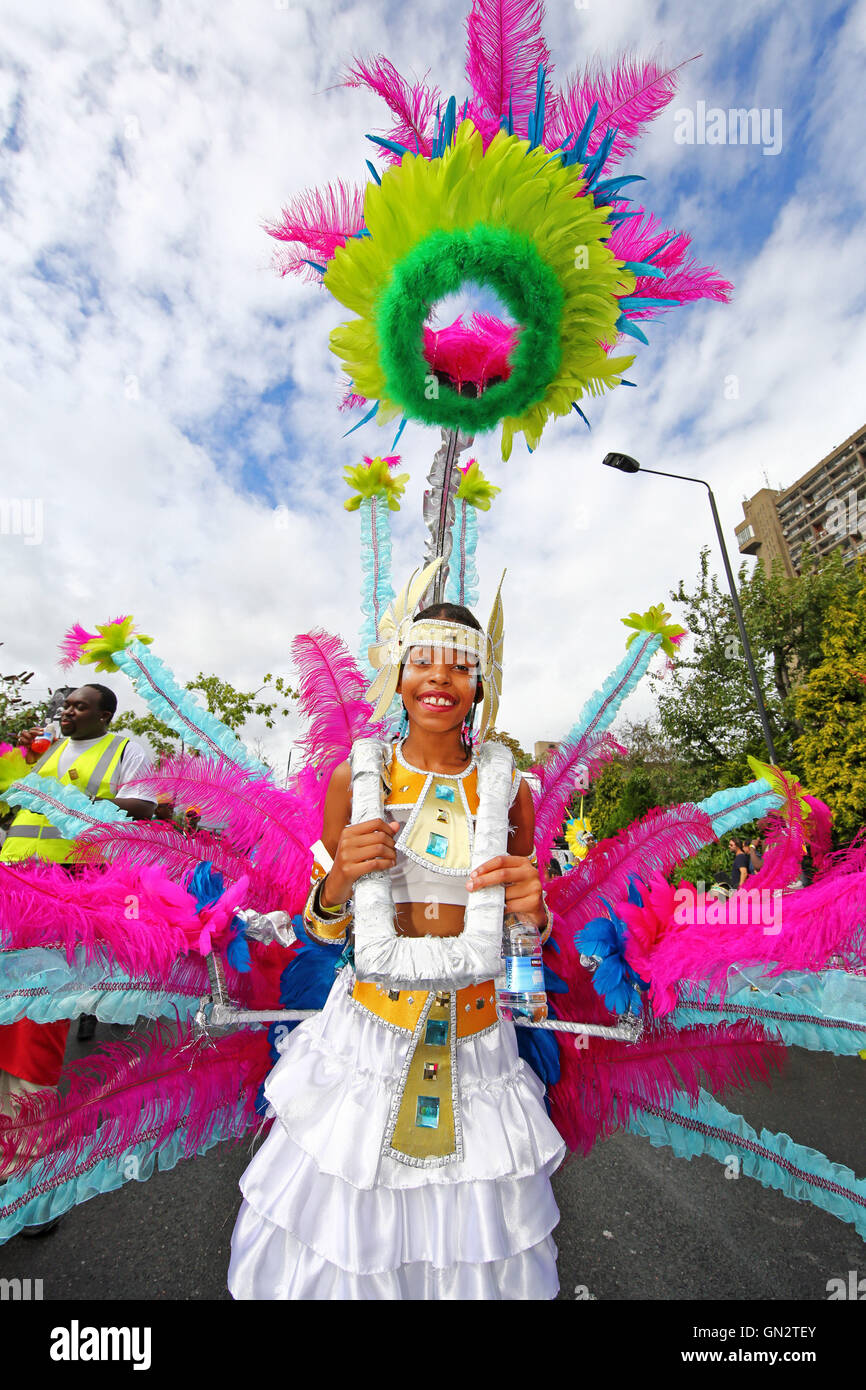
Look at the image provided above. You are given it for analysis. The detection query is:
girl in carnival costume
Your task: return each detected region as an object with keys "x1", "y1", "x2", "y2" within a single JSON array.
[{"x1": 229, "y1": 565, "x2": 568, "y2": 1299}]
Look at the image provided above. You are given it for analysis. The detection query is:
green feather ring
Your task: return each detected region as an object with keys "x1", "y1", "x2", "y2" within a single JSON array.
[{"x1": 376, "y1": 224, "x2": 563, "y2": 433}]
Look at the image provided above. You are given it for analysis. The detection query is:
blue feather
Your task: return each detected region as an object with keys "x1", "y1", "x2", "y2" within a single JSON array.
[
  {"x1": 615, "y1": 314, "x2": 649, "y2": 345},
  {"x1": 365, "y1": 160, "x2": 382, "y2": 185},
  {"x1": 572, "y1": 102, "x2": 598, "y2": 163},
  {"x1": 365, "y1": 133, "x2": 409, "y2": 158},
  {"x1": 571, "y1": 402, "x2": 591, "y2": 429},
  {"x1": 342, "y1": 400, "x2": 379, "y2": 437}
]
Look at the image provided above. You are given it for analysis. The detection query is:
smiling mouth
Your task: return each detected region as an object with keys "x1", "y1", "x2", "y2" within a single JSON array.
[{"x1": 418, "y1": 695, "x2": 457, "y2": 709}]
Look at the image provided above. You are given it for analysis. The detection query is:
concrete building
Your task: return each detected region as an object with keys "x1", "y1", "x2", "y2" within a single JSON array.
[{"x1": 736, "y1": 422, "x2": 866, "y2": 575}]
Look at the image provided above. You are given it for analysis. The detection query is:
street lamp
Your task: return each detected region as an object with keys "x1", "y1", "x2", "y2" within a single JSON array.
[{"x1": 602, "y1": 451, "x2": 778, "y2": 764}]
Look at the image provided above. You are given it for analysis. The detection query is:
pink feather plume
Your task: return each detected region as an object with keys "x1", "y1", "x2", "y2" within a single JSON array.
[
  {"x1": 531, "y1": 732, "x2": 626, "y2": 874},
  {"x1": 464, "y1": 0, "x2": 553, "y2": 144},
  {"x1": 547, "y1": 53, "x2": 696, "y2": 171},
  {"x1": 58, "y1": 622, "x2": 99, "y2": 670},
  {"x1": 804, "y1": 795, "x2": 833, "y2": 874},
  {"x1": 0, "y1": 1025, "x2": 271, "y2": 1180},
  {"x1": 546, "y1": 803, "x2": 716, "y2": 932},
  {"x1": 292, "y1": 630, "x2": 383, "y2": 780},
  {"x1": 342, "y1": 55, "x2": 440, "y2": 161},
  {"x1": 73, "y1": 821, "x2": 284, "y2": 914},
  {"x1": 424, "y1": 313, "x2": 518, "y2": 387},
  {"x1": 266, "y1": 180, "x2": 366, "y2": 280},
  {"x1": 0, "y1": 859, "x2": 201, "y2": 975},
  {"x1": 621, "y1": 859, "x2": 866, "y2": 1015},
  {"x1": 120, "y1": 754, "x2": 313, "y2": 913}
]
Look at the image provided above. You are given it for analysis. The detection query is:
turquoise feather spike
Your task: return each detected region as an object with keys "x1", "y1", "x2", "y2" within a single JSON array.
[
  {"x1": 111, "y1": 641, "x2": 268, "y2": 776},
  {"x1": 0, "y1": 1113, "x2": 244, "y2": 1244},
  {"x1": 697, "y1": 781, "x2": 783, "y2": 837},
  {"x1": 561, "y1": 630, "x2": 662, "y2": 748},
  {"x1": 672, "y1": 969, "x2": 866, "y2": 1057},
  {"x1": 359, "y1": 496, "x2": 395, "y2": 679},
  {"x1": 0, "y1": 948, "x2": 200, "y2": 1028},
  {"x1": 626, "y1": 1087, "x2": 866, "y2": 1241},
  {"x1": 5, "y1": 774, "x2": 130, "y2": 838}
]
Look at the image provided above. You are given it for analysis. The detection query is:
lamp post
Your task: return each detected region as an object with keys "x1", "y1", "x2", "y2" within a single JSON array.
[{"x1": 602, "y1": 452, "x2": 778, "y2": 765}]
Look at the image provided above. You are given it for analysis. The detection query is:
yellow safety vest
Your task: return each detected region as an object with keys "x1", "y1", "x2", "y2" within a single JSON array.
[{"x1": 0, "y1": 733, "x2": 129, "y2": 863}]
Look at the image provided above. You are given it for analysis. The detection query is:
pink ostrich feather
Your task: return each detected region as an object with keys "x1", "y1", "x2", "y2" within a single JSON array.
[
  {"x1": 0, "y1": 1024, "x2": 270, "y2": 1180},
  {"x1": 342, "y1": 55, "x2": 440, "y2": 161},
  {"x1": 625, "y1": 863, "x2": 866, "y2": 1014},
  {"x1": 0, "y1": 860, "x2": 201, "y2": 976},
  {"x1": 73, "y1": 821, "x2": 283, "y2": 914},
  {"x1": 424, "y1": 313, "x2": 519, "y2": 387},
  {"x1": 546, "y1": 803, "x2": 716, "y2": 931},
  {"x1": 58, "y1": 622, "x2": 99, "y2": 670},
  {"x1": 464, "y1": 0, "x2": 554, "y2": 145},
  {"x1": 547, "y1": 53, "x2": 696, "y2": 171},
  {"x1": 339, "y1": 386, "x2": 369, "y2": 413},
  {"x1": 292, "y1": 630, "x2": 383, "y2": 779},
  {"x1": 121, "y1": 755, "x2": 313, "y2": 910},
  {"x1": 266, "y1": 180, "x2": 366, "y2": 280},
  {"x1": 532, "y1": 732, "x2": 626, "y2": 875}
]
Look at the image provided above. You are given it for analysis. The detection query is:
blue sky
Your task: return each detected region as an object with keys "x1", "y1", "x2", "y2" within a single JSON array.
[{"x1": 1, "y1": 0, "x2": 865, "y2": 762}]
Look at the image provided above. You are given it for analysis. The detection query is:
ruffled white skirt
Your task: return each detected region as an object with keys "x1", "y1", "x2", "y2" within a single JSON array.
[{"x1": 228, "y1": 969, "x2": 566, "y2": 1300}]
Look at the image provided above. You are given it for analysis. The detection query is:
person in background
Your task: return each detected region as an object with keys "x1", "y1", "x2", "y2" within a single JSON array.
[
  {"x1": 748, "y1": 839, "x2": 763, "y2": 874},
  {"x1": 153, "y1": 794, "x2": 177, "y2": 826},
  {"x1": 183, "y1": 806, "x2": 201, "y2": 836},
  {"x1": 0, "y1": 683, "x2": 156, "y2": 1229},
  {"x1": 728, "y1": 836, "x2": 752, "y2": 890}
]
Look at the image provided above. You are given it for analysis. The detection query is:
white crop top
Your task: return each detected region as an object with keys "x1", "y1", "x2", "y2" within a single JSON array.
[{"x1": 386, "y1": 742, "x2": 522, "y2": 907}]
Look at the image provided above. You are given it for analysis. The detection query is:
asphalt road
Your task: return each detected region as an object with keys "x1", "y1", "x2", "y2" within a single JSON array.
[{"x1": 1, "y1": 1023, "x2": 863, "y2": 1307}]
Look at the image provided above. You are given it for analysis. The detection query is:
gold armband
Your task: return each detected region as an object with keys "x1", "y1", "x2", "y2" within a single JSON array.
[
  {"x1": 303, "y1": 840, "x2": 352, "y2": 942},
  {"x1": 538, "y1": 895, "x2": 554, "y2": 946}
]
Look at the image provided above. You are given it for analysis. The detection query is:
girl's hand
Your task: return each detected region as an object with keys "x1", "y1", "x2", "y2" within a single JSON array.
[
  {"x1": 466, "y1": 854, "x2": 546, "y2": 926},
  {"x1": 320, "y1": 818, "x2": 400, "y2": 907}
]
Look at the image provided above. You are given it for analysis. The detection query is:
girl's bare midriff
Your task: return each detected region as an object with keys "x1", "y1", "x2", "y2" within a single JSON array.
[{"x1": 395, "y1": 901, "x2": 466, "y2": 938}]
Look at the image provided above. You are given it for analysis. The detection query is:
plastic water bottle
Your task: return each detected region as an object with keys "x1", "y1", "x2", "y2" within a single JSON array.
[{"x1": 497, "y1": 915, "x2": 548, "y2": 1023}]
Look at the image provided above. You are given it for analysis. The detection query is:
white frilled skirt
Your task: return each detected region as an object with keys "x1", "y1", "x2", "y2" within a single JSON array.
[{"x1": 228, "y1": 969, "x2": 566, "y2": 1300}]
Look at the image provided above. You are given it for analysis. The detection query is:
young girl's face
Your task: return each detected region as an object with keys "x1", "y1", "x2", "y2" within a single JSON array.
[{"x1": 398, "y1": 643, "x2": 480, "y2": 734}]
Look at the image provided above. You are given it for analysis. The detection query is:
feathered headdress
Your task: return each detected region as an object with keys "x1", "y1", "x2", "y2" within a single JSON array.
[{"x1": 364, "y1": 557, "x2": 505, "y2": 740}]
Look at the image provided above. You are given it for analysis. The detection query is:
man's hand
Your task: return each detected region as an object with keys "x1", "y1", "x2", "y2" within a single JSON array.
[
  {"x1": 466, "y1": 854, "x2": 546, "y2": 926},
  {"x1": 321, "y1": 818, "x2": 400, "y2": 907}
]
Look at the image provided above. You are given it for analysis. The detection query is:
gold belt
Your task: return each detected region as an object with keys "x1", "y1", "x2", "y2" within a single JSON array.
[{"x1": 351, "y1": 979, "x2": 498, "y2": 1167}]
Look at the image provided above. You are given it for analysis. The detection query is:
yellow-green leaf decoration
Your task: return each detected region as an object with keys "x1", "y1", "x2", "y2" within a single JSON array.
[
  {"x1": 621, "y1": 604, "x2": 687, "y2": 659},
  {"x1": 78, "y1": 617, "x2": 154, "y2": 673},
  {"x1": 325, "y1": 119, "x2": 635, "y2": 461},
  {"x1": 746, "y1": 756, "x2": 811, "y2": 821},
  {"x1": 456, "y1": 459, "x2": 501, "y2": 511},
  {"x1": 343, "y1": 455, "x2": 410, "y2": 512}
]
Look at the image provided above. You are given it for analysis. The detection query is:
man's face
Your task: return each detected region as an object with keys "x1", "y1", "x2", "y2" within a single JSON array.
[{"x1": 59, "y1": 687, "x2": 110, "y2": 741}]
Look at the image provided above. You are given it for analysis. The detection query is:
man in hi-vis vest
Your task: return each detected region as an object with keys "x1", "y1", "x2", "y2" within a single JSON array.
[{"x1": 0, "y1": 683, "x2": 156, "y2": 1209}]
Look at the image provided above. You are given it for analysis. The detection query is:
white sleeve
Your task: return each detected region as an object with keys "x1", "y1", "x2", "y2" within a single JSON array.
[{"x1": 116, "y1": 740, "x2": 157, "y2": 804}]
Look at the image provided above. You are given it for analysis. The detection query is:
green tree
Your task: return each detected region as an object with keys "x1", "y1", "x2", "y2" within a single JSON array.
[
  {"x1": 487, "y1": 728, "x2": 532, "y2": 770},
  {"x1": 0, "y1": 655, "x2": 52, "y2": 745},
  {"x1": 651, "y1": 547, "x2": 861, "y2": 783},
  {"x1": 113, "y1": 672, "x2": 299, "y2": 763},
  {"x1": 793, "y1": 569, "x2": 866, "y2": 841}
]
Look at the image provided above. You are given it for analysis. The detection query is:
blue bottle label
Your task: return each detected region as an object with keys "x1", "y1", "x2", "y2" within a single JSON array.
[{"x1": 505, "y1": 953, "x2": 545, "y2": 995}]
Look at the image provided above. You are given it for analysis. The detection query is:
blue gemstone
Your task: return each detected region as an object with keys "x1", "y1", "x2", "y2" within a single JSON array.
[
  {"x1": 424, "y1": 1019, "x2": 449, "y2": 1047},
  {"x1": 426, "y1": 832, "x2": 448, "y2": 858},
  {"x1": 416, "y1": 1095, "x2": 440, "y2": 1129},
  {"x1": 434, "y1": 783, "x2": 455, "y2": 802}
]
